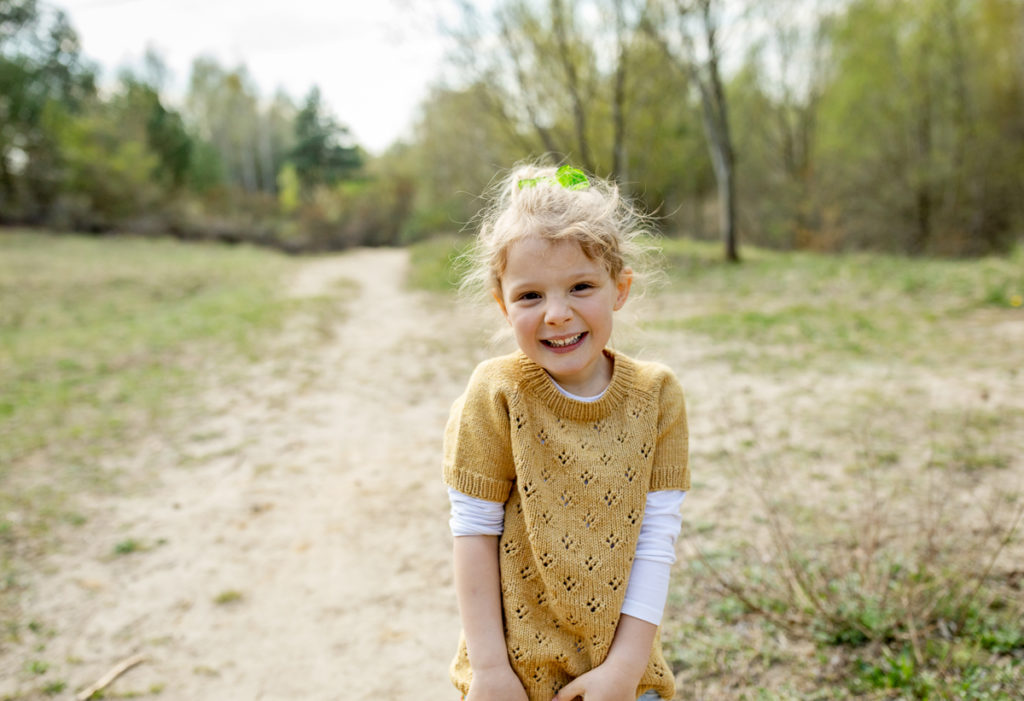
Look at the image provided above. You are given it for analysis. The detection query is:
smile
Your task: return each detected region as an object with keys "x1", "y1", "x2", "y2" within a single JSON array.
[{"x1": 542, "y1": 332, "x2": 586, "y2": 349}]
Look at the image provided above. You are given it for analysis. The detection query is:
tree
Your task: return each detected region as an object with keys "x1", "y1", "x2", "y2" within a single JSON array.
[
  {"x1": 400, "y1": 82, "x2": 526, "y2": 240},
  {"x1": 643, "y1": 0, "x2": 740, "y2": 261},
  {"x1": 725, "y1": 0, "x2": 830, "y2": 249},
  {"x1": 288, "y1": 86, "x2": 361, "y2": 196},
  {"x1": 185, "y1": 58, "x2": 278, "y2": 193},
  {"x1": 115, "y1": 68, "x2": 193, "y2": 189},
  {"x1": 449, "y1": 0, "x2": 644, "y2": 182},
  {"x1": 815, "y1": 0, "x2": 1023, "y2": 254},
  {"x1": 0, "y1": 0, "x2": 95, "y2": 220}
]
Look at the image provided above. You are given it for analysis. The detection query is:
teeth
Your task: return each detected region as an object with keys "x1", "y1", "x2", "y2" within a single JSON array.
[{"x1": 546, "y1": 333, "x2": 583, "y2": 347}]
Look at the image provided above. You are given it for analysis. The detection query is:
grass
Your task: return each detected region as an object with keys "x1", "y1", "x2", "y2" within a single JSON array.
[
  {"x1": 662, "y1": 358, "x2": 1024, "y2": 695},
  {"x1": 405, "y1": 234, "x2": 470, "y2": 293},
  {"x1": 212, "y1": 589, "x2": 244, "y2": 606},
  {"x1": 408, "y1": 233, "x2": 1024, "y2": 698},
  {"x1": 0, "y1": 231, "x2": 306, "y2": 465},
  {"x1": 0, "y1": 228, "x2": 344, "y2": 638},
  {"x1": 650, "y1": 238, "x2": 1024, "y2": 371},
  {"x1": 663, "y1": 408, "x2": 1024, "y2": 698}
]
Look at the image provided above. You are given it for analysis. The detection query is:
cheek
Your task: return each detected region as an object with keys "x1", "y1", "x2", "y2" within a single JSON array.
[
  {"x1": 508, "y1": 309, "x2": 540, "y2": 335},
  {"x1": 583, "y1": 297, "x2": 614, "y2": 318}
]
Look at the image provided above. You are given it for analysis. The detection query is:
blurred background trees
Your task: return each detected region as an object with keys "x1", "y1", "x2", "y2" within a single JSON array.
[{"x1": 0, "y1": 0, "x2": 1021, "y2": 256}]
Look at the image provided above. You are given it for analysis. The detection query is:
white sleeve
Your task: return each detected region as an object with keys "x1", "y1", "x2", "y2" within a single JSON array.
[
  {"x1": 447, "y1": 487, "x2": 505, "y2": 537},
  {"x1": 620, "y1": 490, "x2": 686, "y2": 625}
]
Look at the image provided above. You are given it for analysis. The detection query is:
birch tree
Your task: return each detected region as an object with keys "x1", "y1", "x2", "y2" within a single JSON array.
[{"x1": 643, "y1": 0, "x2": 740, "y2": 261}]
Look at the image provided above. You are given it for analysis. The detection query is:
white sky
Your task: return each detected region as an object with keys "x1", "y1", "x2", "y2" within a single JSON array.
[{"x1": 54, "y1": 0, "x2": 455, "y2": 153}]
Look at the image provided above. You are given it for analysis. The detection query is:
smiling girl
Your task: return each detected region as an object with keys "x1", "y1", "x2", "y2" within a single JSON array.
[{"x1": 444, "y1": 164, "x2": 689, "y2": 701}]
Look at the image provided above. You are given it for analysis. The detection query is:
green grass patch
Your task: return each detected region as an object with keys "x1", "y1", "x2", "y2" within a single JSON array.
[
  {"x1": 658, "y1": 238, "x2": 1024, "y2": 310},
  {"x1": 673, "y1": 467, "x2": 1024, "y2": 697},
  {"x1": 0, "y1": 231, "x2": 308, "y2": 466},
  {"x1": 405, "y1": 234, "x2": 471, "y2": 293},
  {"x1": 649, "y1": 238, "x2": 1024, "y2": 370},
  {"x1": 213, "y1": 589, "x2": 244, "y2": 606},
  {"x1": 42, "y1": 679, "x2": 68, "y2": 695}
]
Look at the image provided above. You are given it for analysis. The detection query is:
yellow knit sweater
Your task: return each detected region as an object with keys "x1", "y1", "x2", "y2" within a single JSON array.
[{"x1": 444, "y1": 349, "x2": 689, "y2": 700}]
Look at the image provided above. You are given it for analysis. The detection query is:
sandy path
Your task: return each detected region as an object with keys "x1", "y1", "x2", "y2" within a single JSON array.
[{"x1": 6, "y1": 249, "x2": 480, "y2": 700}]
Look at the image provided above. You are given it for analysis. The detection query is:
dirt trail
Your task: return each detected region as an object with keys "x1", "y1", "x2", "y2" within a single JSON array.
[{"x1": 8, "y1": 249, "x2": 481, "y2": 700}]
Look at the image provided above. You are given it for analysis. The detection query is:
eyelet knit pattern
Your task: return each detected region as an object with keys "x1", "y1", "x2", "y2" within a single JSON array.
[{"x1": 444, "y1": 350, "x2": 689, "y2": 701}]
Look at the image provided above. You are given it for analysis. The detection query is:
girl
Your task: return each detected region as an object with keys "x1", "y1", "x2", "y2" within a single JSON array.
[{"x1": 444, "y1": 164, "x2": 689, "y2": 701}]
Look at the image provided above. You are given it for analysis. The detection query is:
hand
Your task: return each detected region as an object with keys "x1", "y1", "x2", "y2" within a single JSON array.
[
  {"x1": 466, "y1": 663, "x2": 529, "y2": 701},
  {"x1": 551, "y1": 661, "x2": 639, "y2": 701}
]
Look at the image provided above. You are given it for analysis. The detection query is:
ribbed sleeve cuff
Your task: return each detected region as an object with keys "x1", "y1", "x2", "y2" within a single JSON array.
[
  {"x1": 443, "y1": 467, "x2": 513, "y2": 503},
  {"x1": 650, "y1": 466, "x2": 690, "y2": 492}
]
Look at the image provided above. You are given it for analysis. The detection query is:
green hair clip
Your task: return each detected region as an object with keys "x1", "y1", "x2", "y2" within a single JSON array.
[{"x1": 518, "y1": 165, "x2": 589, "y2": 191}]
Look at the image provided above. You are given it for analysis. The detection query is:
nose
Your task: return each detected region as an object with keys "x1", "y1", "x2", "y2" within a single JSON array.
[{"x1": 544, "y1": 297, "x2": 572, "y2": 325}]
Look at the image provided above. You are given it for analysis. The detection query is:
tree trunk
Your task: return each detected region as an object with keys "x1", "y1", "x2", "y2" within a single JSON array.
[
  {"x1": 909, "y1": 31, "x2": 934, "y2": 255},
  {"x1": 611, "y1": 0, "x2": 629, "y2": 186},
  {"x1": 642, "y1": 0, "x2": 739, "y2": 261},
  {"x1": 698, "y1": 0, "x2": 739, "y2": 262}
]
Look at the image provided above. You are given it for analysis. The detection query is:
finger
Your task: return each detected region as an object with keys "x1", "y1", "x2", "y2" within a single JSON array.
[{"x1": 552, "y1": 680, "x2": 582, "y2": 701}]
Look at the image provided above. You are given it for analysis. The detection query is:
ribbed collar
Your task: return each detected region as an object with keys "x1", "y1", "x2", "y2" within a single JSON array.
[{"x1": 514, "y1": 349, "x2": 635, "y2": 422}]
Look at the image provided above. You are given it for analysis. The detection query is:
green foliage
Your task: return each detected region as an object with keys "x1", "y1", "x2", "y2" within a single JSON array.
[
  {"x1": 184, "y1": 58, "x2": 291, "y2": 195},
  {"x1": 45, "y1": 99, "x2": 161, "y2": 229},
  {"x1": 275, "y1": 174, "x2": 412, "y2": 251},
  {"x1": 0, "y1": 0, "x2": 96, "y2": 221},
  {"x1": 399, "y1": 202, "x2": 462, "y2": 244},
  {"x1": 185, "y1": 138, "x2": 224, "y2": 194},
  {"x1": 814, "y1": 0, "x2": 1024, "y2": 254},
  {"x1": 120, "y1": 76, "x2": 193, "y2": 188},
  {"x1": 277, "y1": 163, "x2": 300, "y2": 214},
  {"x1": 288, "y1": 86, "x2": 361, "y2": 195},
  {"x1": 2, "y1": 0, "x2": 1023, "y2": 257},
  {"x1": 397, "y1": 82, "x2": 524, "y2": 241}
]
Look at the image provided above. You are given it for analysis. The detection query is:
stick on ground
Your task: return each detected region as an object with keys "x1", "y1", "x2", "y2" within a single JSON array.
[{"x1": 76, "y1": 654, "x2": 146, "y2": 701}]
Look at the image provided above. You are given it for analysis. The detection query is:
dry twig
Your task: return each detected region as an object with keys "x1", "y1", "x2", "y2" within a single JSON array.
[{"x1": 76, "y1": 654, "x2": 146, "y2": 701}]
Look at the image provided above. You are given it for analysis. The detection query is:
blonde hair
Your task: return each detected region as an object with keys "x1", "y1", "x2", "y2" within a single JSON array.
[{"x1": 460, "y1": 163, "x2": 656, "y2": 299}]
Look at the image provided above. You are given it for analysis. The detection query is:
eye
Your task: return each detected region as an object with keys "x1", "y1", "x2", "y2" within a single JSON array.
[
  {"x1": 517, "y1": 291, "x2": 541, "y2": 301},
  {"x1": 571, "y1": 282, "x2": 594, "y2": 292}
]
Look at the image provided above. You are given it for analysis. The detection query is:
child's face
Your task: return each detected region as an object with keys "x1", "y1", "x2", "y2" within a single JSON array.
[{"x1": 495, "y1": 236, "x2": 632, "y2": 396}]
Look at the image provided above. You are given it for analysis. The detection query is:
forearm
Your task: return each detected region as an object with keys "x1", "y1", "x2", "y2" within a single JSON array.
[
  {"x1": 603, "y1": 613, "x2": 658, "y2": 683},
  {"x1": 453, "y1": 534, "x2": 510, "y2": 670}
]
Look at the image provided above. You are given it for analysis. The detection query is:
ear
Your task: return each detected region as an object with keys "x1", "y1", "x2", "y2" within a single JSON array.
[
  {"x1": 492, "y1": 288, "x2": 511, "y2": 323},
  {"x1": 613, "y1": 267, "x2": 633, "y2": 311}
]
